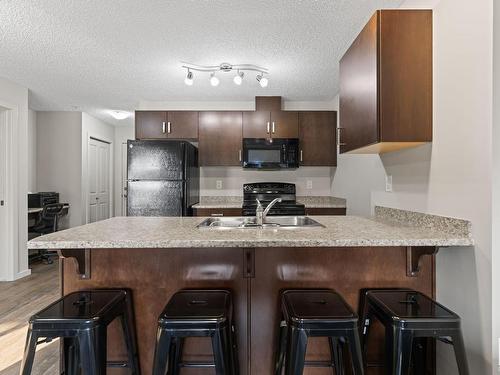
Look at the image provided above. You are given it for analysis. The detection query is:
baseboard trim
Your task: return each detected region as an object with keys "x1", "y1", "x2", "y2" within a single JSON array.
[{"x1": 13, "y1": 268, "x2": 31, "y2": 280}]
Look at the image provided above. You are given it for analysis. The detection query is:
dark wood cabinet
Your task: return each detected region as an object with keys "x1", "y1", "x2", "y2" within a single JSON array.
[
  {"x1": 199, "y1": 111, "x2": 243, "y2": 166},
  {"x1": 194, "y1": 207, "x2": 243, "y2": 217},
  {"x1": 242, "y1": 111, "x2": 298, "y2": 139},
  {"x1": 135, "y1": 111, "x2": 198, "y2": 140},
  {"x1": 305, "y1": 207, "x2": 346, "y2": 216},
  {"x1": 299, "y1": 111, "x2": 337, "y2": 166},
  {"x1": 135, "y1": 111, "x2": 168, "y2": 139},
  {"x1": 339, "y1": 10, "x2": 432, "y2": 154}
]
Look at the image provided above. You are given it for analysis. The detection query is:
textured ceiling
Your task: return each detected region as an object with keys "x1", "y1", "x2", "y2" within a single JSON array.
[{"x1": 0, "y1": 0, "x2": 403, "y2": 125}]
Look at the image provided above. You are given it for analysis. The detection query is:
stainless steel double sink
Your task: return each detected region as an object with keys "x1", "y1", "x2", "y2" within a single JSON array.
[{"x1": 197, "y1": 216, "x2": 325, "y2": 230}]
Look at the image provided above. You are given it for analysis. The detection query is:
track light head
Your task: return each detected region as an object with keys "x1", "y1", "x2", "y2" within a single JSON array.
[
  {"x1": 210, "y1": 72, "x2": 220, "y2": 86},
  {"x1": 256, "y1": 73, "x2": 268, "y2": 88},
  {"x1": 184, "y1": 70, "x2": 193, "y2": 86},
  {"x1": 233, "y1": 70, "x2": 244, "y2": 85}
]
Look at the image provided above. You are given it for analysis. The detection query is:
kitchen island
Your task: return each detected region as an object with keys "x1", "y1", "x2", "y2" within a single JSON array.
[{"x1": 28, "y1": 206, "x2": 473, "y2": 375}]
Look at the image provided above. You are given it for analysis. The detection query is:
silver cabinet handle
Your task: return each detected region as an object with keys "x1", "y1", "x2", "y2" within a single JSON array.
[
  {"x1": 211, "y1": 213, "x2": 224, "y2": 217},
  {"x1": 266, "y1": 122, "x2": 270, "y2": 134},
  {"x1": 272, "y1": 121, "x2": 275, "y2": 134},
  {"x1": 300, "y1": 150, "x2": 303, "y2": 162},
  {"x1": 167, "y1": 121, "x2": 171, "y2": 134},
  {"x1": 239, "y1": 149, "x2": 242, "y2": 162},
  {"x1": 337, "y1": 127, "x2": 346, "y2": 146},
  {"x1": 162, "y1": 121, "x2": 166, "y2": 133}
]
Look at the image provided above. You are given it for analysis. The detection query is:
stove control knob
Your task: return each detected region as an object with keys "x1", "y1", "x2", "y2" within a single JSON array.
[{"x1": 244, "y1": 185, "x2": 252, "y2": 191}]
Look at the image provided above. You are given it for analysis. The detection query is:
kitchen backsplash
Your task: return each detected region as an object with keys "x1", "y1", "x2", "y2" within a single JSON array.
[{"x1": 200, "y1": 167, "x2": 335, "y2": 196}]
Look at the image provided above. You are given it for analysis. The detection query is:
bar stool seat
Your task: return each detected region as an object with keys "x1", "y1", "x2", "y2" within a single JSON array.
[
  {"x1": 20, "y1": 289, "x2": 140, "y2": 375},
  {"x1": 361, "y1": 289, "x2": 469, "y2": 375},
  {"x1": 152, "y1": 289, "x2": 238, "y2": 375},
  {"x1": 275, "y1": 289, "x2": 364, "y2": 375}
]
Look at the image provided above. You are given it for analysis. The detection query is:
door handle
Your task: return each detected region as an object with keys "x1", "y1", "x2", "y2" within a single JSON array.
[
  {"x1": 211, "y1": 213, "x2": 224, "y2": 217},
  {"x1": 167, "y1": 121, "x2": 171, "y2": 134},
  {"x1": 300, "y1": 150, "x2": 303, "y2": 162},
  {"x1": 239, "y1": 149, "x2": 242, "y2": 162},
  {"x1": 272, "y1": 121, "x2": 275, "y2": 134},
  {"x1": 266, "y1": 122, "x2": 270, "y2": 134},
  {"x1": 337, "y1": 127, "x2": 346, "y2": 146},
  {"x1": 162, "y1": 121, "x2": 166, "y2": 133}
]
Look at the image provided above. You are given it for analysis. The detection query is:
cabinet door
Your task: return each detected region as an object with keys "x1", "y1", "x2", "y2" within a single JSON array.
[
  {"x1": 199, "y1": 111, "x2": 243, "y2": 166},
  {"x1": 135, "y1": 111, "x2": 168, "y2": 139},
  {"x1": 242, "y1": 111, "x2": 271, "y2": 138},
  {"x1": 167, "y1": 111, "x2": 198, "y2": 139},
  {"x1": 194, "y1": 208, "x2": 243, "y2": 217},
  {"x1": 299, "y1": 111, "x2": 337, "y2": 166},
  {"x1": 270, "y1": 111, "x2": 299, "y2": 138},
  {"x1": 339, "y1": 12, "x2": 378, "y2": 153}
]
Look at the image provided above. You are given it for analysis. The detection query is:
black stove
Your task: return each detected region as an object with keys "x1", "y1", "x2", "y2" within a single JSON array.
[{"x1": 242, "y1": 182, "x2": 305, "y2": 216}]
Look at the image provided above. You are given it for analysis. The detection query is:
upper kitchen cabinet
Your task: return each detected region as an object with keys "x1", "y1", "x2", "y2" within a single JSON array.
[
  {"x1": 339, "y1": 10, "x2": 432, "y2": 154},
  {"x1": 299, "y1": 111, "x2": 337, "y2": 166},
  {"x1": 135, "y1": 111, "x2": 198, "y2": 140},
  {"x1": 199, "y1": 111, "x2": 243, "y2": 166},
  {"x1": 242, "y1": 111, "x2": 298, "y2": 138}
]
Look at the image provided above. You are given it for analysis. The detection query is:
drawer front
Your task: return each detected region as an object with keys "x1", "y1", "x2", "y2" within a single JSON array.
[
  {"x1": 305, "y1": 207, "x2": 346, "y2": 216},
  {"x1": 194, "y1": 208, "x2": 243, "y2": 217}
]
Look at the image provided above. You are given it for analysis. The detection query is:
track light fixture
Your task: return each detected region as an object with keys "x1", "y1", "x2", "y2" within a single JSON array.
[{"x1": 182, "y1": 62, "x2": 269, "y2": 87}]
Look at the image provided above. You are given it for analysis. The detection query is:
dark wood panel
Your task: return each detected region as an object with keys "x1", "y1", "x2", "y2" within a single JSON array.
[
  {"x1": 271, "y1": 111, "x2": 299, "y2": 138},
  {"x1": 255, "y1": 96, "x2": 282, "y2": 111},
  {"x1": 198, "y1": 111, "x2": 242, "y2": 166},
  {"x1": 135, "y1": 111, "x2": 168, "y2": 139},
  {"x1": 305, "y1": 207, "x2": 345, "y2": 216},
  {"x1": 299, "y1": 111, "x2": 337, "y2": 166},
  {"x1": 62, "y1": 248, "x2": 249, "y2": 375},
  {"x1": 242, "y1": 111, "x2": 270, "y2": 138},
  {"x1": 339, "y1": 12, "x2": 379, "y2": 153},
  {"x1": 250, "y1": 247, "x2": 435, "y2": 375},
  {"x1": 379, "y1": 10, "x2": 432, "y2": 142},
  {"x1": 194, "y1": 207, "x2": 243, "y2": 217},
  {"x1": 167, "y1": 111, "x2": 199, "y2": 139}
]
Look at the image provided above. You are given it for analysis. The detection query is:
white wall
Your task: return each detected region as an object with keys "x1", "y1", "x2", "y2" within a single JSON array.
[
  {"x1": 0, "y1": 76, "x2": 29, "y2": 281},
  {"x1": 332, "y1": 1, "x2": 494, "y2": 373},
  {"x1": 81, "y1": 113, "x2": 115, "y2": 223},
  {"x1": 36, "y1": 112, "x2": 83, "y2": 229},
  {"x1": 113, "y1": 124, "x2": 134, "y2": 216},
  {"x1": 27, "y1": 109, "x2": 37, "y2": 192}
]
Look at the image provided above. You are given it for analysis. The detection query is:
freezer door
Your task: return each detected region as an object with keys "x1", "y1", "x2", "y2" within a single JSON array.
[
  {"x1": 127, "y1": 140, "x2": 184, "y2": 180},
  {"x1": 127, "y1": 180, "x2": 183, "y2": 216}
]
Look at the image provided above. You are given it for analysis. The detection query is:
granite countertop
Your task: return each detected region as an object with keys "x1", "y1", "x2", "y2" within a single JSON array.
[
  {"x1": 28, "y1": 206, "x2": 473, "y2": 250},
  {"x1": 192, "y1": 196, "x2": 346, "y2": 209}
]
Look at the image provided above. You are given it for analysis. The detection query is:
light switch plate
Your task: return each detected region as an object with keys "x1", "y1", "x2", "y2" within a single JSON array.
[
  {"x1": 385, "y1": 175, "x2": 393, "y2": 192},
  {"x1": 216, "y1": 180, "x2": 223, "y2": 190}
]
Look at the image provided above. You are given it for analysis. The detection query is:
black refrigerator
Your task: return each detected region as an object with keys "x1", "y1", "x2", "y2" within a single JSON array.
[{"x1": 127, "y1": 140, "x2": 199, "y2": 216}]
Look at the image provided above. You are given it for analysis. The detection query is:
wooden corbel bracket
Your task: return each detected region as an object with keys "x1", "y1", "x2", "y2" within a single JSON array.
[
  {"x1": 57, "y1": 249, "x2": 91, "y2": 279},
  {"x1": 406, "y1": 246, "x2": 438, "y2": 277}
]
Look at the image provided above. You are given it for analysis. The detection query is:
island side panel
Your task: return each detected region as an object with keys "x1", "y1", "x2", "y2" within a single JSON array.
[
  {"x1": 61, "y1": 248, "x2": 249, "y2": 375},
  {"x1": 250, "y1": 246, "x2": 435, "y2": 375}
]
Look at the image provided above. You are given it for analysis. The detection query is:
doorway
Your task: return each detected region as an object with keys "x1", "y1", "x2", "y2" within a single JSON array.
[{"x1": 87, "y1": 138, "x2": 111, "y2": 223}]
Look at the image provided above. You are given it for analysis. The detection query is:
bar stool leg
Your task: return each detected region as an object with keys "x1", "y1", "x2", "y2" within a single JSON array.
[
  {"x1": 274, "y1": 321, "x2": 287, "y2": 375},
  {"x1": 120, "y1": 311, "x2": 140, "y2": 375},
  {"x1": 19, "y1": 329, "x2": 38, "y2": 375},
  {"x1": 285, "y1": 327, "x2": 307, "y2": 375},
  {"x1": 78, "y1": 327, "x2": 106, "y2": 375},
  {"x1": 451, "y1": 331, "x2": 469, "y2": 375},
  {"x1": 329, "y1": 337, "x2": 344, "y2": 375},
  {"x1": 412, "y1": 337, "x2": 427, "y2": 375},
  {"x1": 386, "y1": 327, "x2": 413, "y2": 375},
  {"x1": 168, "y1": 337, "x2": 184, "y2": 375},
  {"x1": 152, "y1": 328, "x2": 172, "y2": 375},
  {"x1": 63, "y1": 337, "x2": 79, "y2": 375},
  {"x1": 212, "y1": 327, "x2": 231, "y2": 375},
  {"x1": 345, "y1": 330, "x2": 364, "y2": 375},
  {"x1": 229, "y1": 324, "x2": 240, "y2": 375}
]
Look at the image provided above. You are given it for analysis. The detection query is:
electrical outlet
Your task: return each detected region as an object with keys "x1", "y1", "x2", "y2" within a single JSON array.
[
  {"x1": 216, "y1": 180, "x2": 223, "y2": 190},
  {"x1": 385, "y1": 175, "x2": 393, "y2": 192},
  {"x1": 306, "y1": 180, "x2": 313, "y2": 190}
]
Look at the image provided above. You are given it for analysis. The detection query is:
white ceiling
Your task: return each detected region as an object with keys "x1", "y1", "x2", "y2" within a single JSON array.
[{"x1": 0, "y1": 0, "x2": 403, "y2": 125}]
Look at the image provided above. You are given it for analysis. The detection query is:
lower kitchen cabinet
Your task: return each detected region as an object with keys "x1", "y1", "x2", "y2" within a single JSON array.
[
  {"x1": 199, "y1": 111, "x2": 243, "y2": 166},
  {"x1": 193, "y1": 207, "x2": 243, "y2": 217},
  {"x1": 305, "y1": 207, "x2": 346, "y2": 215}
]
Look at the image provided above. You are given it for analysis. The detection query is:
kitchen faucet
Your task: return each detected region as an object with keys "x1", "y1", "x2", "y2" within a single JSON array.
[{"x1": 255, "y1": 198, "x2": 282, "y2": 226}]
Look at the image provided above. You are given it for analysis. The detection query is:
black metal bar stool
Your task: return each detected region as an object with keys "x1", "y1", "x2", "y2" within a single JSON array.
[
  {"x1": 361, "y1": 289, "x2": 469, "y2": 375},
  {"x1": 19, "y1": 289, "x2": 140, "y2": 375},
  {"x1": 274, "y1": 289, "x2": 364, "y2": 375},
  {"x1": 152, "y1": 289, "x2": 238, "y2": 375}
]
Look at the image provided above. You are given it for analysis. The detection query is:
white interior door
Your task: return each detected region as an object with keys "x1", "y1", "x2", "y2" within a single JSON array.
[
  {"x1": 88, "y1": 138, "x2": 110, "y2": 223},
  {"x1": 121, "y1": 142, "x2": 128, "y2": 216},
  {"x1": 0, "y1": 110, "x2": 7, "y2": 257}
]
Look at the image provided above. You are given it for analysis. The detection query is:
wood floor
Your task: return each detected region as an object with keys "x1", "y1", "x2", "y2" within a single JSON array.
[{"x1": 0, "y1": 260, "x2": 60, "y2": 375}]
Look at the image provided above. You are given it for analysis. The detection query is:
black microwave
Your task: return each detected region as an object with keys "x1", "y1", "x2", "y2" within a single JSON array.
[{"x1": 242, "y1": 138, "x2": 299, "y2": 169}]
